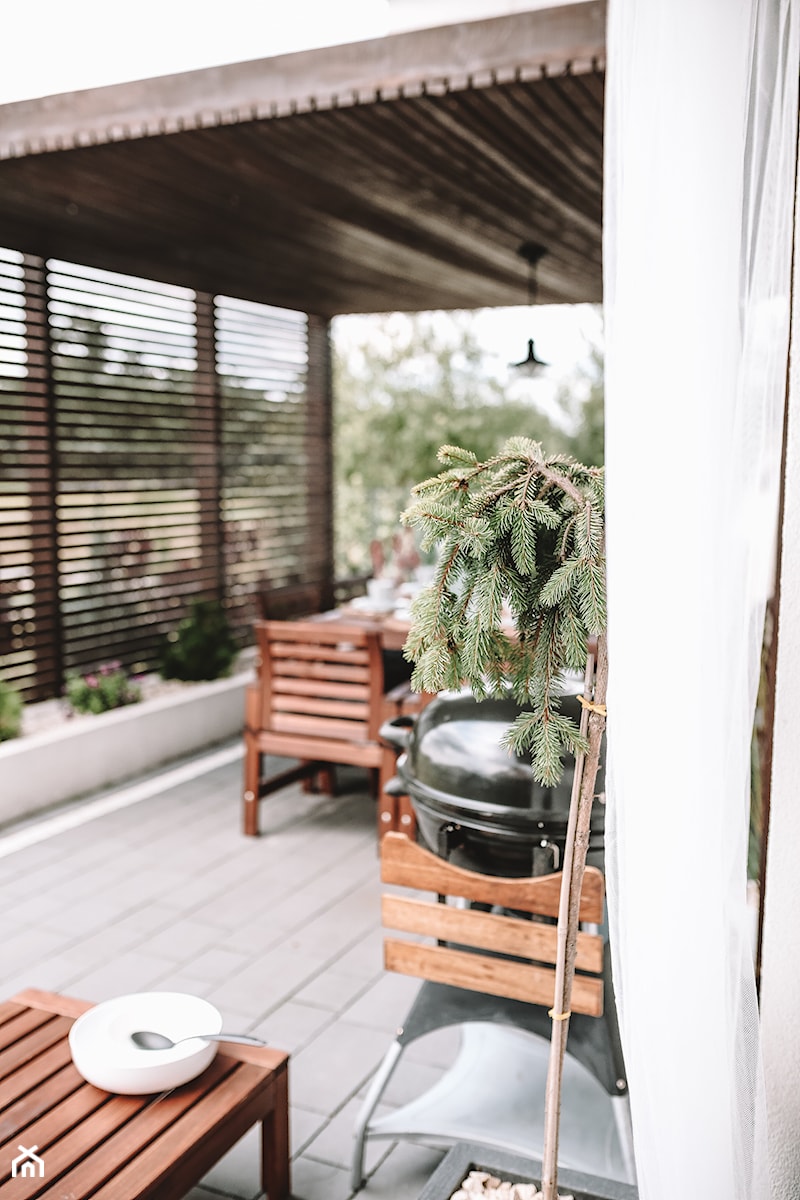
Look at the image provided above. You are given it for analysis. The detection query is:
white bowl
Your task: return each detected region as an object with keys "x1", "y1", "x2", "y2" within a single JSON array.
[
  {"x1": 366, "y1": 578, "x2": 397, "y2": 607},
  {"x1": 69, "y1": 991, "x2": 223, "y2": 1095}
]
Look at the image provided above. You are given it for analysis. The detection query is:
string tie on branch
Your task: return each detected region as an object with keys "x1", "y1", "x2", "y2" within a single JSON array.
[{"x1": 577, "y1": 694, "x2": 607, "y2": 717}]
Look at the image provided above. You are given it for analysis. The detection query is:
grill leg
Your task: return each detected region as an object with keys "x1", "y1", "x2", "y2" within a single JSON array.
[{"x1": 351, "y1": 1040, "x2": 405, "y2": 1192}]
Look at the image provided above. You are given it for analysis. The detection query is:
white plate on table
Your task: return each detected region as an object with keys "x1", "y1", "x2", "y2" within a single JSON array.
[{"x1": 348, "y1": 596, "x2": 395, "y2": 615}]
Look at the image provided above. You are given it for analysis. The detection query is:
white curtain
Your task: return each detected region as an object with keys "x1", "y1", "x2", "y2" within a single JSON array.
[{"x1": 603, "y1": 2, "x2": 799, "y2": 1198}]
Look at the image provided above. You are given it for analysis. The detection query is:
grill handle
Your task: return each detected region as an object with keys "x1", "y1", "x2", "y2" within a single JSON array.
[
  {"x1": 379, "y1": 715, "x2": 416, "y2": 752},
  {"x1": 539, "y1": 838, "x2": 560, "y2": 871}
]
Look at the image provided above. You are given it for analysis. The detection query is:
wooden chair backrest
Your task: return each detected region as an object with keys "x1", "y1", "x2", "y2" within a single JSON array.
[
  {"x1": 257, "y1": 581, "x2": 327, "y2": 621},
  {"x1": 381, "y1": 832, "x2": 605, "y2": 1018},
  {"x1": 255, "y1": 619, "x2": 386, "y2": 743}
]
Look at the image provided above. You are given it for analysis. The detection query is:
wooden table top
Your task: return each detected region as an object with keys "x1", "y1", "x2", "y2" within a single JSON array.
[
  {"x1": 310, "y1": 604, "x2": 413, "y2": 651},
  {"x1": 0, "y1": 989, "x2": 289, "y2": 1200}
]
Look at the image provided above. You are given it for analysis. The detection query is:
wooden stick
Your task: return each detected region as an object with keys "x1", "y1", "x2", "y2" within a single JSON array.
[{"x1": 540, "y1": 633, "x2": 608, "y2": 1200}]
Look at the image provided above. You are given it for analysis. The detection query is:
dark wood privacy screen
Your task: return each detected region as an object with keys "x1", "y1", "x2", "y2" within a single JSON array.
[{"x1": 0, "y1": 248, "x2": 332, "y2": 699}]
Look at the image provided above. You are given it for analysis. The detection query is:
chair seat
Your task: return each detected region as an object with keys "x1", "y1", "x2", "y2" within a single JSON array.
[
  {"x1": 357, "y1": 1023, "x2": 629, "y2": 1181},
  {"x1": 252, "y1": 728, "x2": 389, "y2": 769}
]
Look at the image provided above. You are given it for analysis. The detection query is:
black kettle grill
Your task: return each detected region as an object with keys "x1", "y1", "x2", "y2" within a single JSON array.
[{"x1": 381, "y1": 685, "x2": 605, "y2": 877}]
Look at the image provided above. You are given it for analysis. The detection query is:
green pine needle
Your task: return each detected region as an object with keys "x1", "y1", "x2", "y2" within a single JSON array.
[{"x1": 402, "y1": 438, "x2": 606, "y2": 785}]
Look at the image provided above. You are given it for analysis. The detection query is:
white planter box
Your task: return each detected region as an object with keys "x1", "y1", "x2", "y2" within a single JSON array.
[{"x1": 0, "y1": 670, "x2": 251, "y2": 827}]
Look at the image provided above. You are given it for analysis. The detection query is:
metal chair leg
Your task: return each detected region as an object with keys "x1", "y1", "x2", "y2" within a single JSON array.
[{"x1": 350, "y1": 1039, "x2": 405, "y2": 1191}]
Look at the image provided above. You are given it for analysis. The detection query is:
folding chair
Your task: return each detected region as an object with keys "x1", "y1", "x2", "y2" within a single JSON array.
[{"x1": 351, "y1": 833, "x2": 634, "y2": 1188}]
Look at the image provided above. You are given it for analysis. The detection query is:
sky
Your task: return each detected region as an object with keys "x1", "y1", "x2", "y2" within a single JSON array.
[{"x1": 0, "y1": 0, "x2": 599, "y2": 407}]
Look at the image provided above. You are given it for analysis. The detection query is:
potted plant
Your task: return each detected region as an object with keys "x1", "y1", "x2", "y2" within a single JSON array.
[
  {"x1": 402, "y1": 437, "x2": 626, "y2": 1200},
  {"x1": 159, "y1": 598, "x2": 238, "y2": 682}
]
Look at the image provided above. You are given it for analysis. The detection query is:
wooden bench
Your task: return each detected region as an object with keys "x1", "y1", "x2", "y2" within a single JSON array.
[{"x1": 0, "y1": 989, "x2": 290, "y2": 1200}]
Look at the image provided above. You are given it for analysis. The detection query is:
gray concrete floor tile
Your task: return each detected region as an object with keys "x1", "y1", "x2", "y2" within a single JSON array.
[
  {"x1": 289, "y1": 1020, "x2": 392, "y2": 1115},
  {"x1": 342, "y1": 972, "x2": 423, "y2": 1034},
  {"x1": 251, "y1": 1000, "x2": 334, "y2": 1055},
  {"x1": 329, "y1": 931, "x2": 384, "y2": 981},
  {"x1": 0, "y1": 926, "x2": 74, "y2": 975},
  {"x1": 290, "y1": 1105, "x2": 329, "y2": 1157},
  {"x1": 200, "y1": 1125, "x2": 262, "y2": 1200},
  {"x1": 143, "y1": 917, "x2": 223, "y2": 962},
  {"x1": 204, "y1": 945, "x2": 329, "y2": 1018},
  {"x1": 173, "y1": 945, "x2": 254, "y2": 984},
  {"x1": 360, "y1": 1142, "x2": 446, "y2": 1199},
  {"x1": 288, "y1": 1155, "x2": 353, "y2": 1200},
  {"x1": 66, "y1": 948, "x2": 181, "y2": 1003},
  {"x1": 292, "y1": 970, "x2": 373, "y2": 1015},
  {"x1": 300, "y1": 1095, "x2": 393, "y2": 1173}
]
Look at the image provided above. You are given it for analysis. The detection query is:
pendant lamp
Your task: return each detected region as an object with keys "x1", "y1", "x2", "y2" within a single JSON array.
[{"x1": 510, "y1": 242, "x2": 548, "y2": 376}]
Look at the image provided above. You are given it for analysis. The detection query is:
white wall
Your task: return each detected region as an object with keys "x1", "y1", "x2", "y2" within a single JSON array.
[{"x1": 386, "y1": 0, "x2": 578, "y2": 32}]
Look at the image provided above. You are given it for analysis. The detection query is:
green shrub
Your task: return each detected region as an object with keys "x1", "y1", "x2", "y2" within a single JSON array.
[
  {"x1": 159, "y1": 599, "x2": 238, "y2": 682},
  {"x1": 65, "y1": 661, "x2": 142, "y2": 715},
  {"x1": 0, "y1": 678, "x2": 23, "y2": 741}
]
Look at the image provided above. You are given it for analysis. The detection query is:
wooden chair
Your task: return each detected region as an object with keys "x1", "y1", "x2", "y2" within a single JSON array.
[
  {"x1": 243, "y1": 620, "x2": 424, "y2": 837},
  {"x1": 351, "y1": 833, "x2": 634, "y2": 1187}
]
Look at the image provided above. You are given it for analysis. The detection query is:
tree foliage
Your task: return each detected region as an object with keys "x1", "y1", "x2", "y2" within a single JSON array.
[
  {"x1": 402, "y1": 437, "x2": 606, "y2": 786},
  {"x1": 333, "y1": 314, "x2": 573, "y2": 575}
]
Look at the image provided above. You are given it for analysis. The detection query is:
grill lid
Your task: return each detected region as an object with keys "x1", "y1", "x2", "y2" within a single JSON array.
[{"x1": 391, "y1": 684, "x2": 605, "y2": 827}]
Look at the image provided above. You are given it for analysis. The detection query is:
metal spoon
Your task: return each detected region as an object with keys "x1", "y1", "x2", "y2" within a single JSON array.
[{"x1": 130, "y1": 1029, "x2": 266, "y2": 1051}]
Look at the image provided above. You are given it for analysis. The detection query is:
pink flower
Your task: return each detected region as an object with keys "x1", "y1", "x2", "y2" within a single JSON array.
[{"x1": 84, "y1": 674, "x2": 98, "y2": 688}]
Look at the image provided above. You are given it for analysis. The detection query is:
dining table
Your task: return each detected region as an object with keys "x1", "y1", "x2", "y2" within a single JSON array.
[{"x1": 308, "y1": 599, "x2": 414, "y2": 652}]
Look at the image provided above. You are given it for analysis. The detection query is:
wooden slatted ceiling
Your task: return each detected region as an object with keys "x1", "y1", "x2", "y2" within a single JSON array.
[{"x1": 0, "y1": 69, "x2": 604, "y2": 315}]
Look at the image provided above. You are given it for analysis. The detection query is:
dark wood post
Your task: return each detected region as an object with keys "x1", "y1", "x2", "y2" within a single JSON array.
[
  {"x1": 194, "y1": 293, "x2": 225, "y2": 604},
  {"x1": 305, "y1": 314, "x2": 334, "y2": 609},
  {"x1": 22, "y1": 255, "x2": 63, "y2": 699}
]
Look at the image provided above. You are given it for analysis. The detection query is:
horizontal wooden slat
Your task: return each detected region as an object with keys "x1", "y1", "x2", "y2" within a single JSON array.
[
  {"x1": 255, "y1": 729, "x2": 384, "y2": 768},
  {"x1": 384, "y1": 939, "x2": 604, "y2": 1017},
  {"x1": 271, "y1": 711, "x2": 369, "y2": 740},
  {"x1": 270, "y1": 644, "x2": 369, "y2": 666},
  {"x1": 381, "y1": 832, "x2": 604, "y2": 923},
  {"x1": 382, "y1": 894, "x2": 603, "y2": 974},
  {"x1": 264, "y1": 620, "x2": 371, "y2": 645},
  {"x1": 0, "y1": 1074, "x2": 108, "y2": 1171},
  {"x1": 0, "y1": 1007, "x2": 55, "y2": 1051},
  {"x1": 269, "y1": 675, "x2": 370, "y2": 700},
  {"x1": 0, "y1": 1016, "x2": 71, "y2": 1084},
  {"x1": 272, "y1": 692, "x2": 370, "y2": 720},
  {"x1": 0, "y1": 1061, "x2": 84, "y2": 1143}
]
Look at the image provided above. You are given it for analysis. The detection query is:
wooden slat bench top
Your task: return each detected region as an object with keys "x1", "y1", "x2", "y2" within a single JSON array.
[{"x1": 0, "y1": 989, "x2": 290, "y2": 1200}]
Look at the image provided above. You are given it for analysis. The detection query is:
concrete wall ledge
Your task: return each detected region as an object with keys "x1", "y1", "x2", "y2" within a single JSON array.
[{"x1": 0, "y1": 670, "x2": 251, "y2": 828}]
